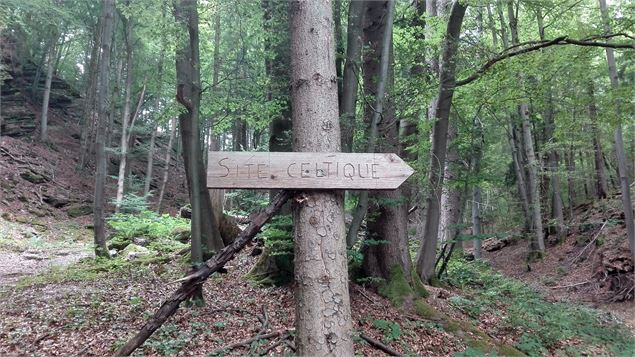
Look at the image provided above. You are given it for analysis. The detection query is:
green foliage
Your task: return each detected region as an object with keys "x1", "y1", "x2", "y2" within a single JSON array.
[
  {"x1": 107, "y1": 210, "x2": 189, "y2": 244},
  {"x1": 372, "y1": 319, "x2": 402, "y2": 342},
  {"x1": 225, "y1": 190, "x2": 269, "y2": 216},
  {"x1": 446, "y1": 259, "x2": 635, "y2": 356}
]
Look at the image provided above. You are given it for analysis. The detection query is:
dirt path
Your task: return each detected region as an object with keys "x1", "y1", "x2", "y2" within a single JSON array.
[{"x1": 0, "y1": 218, "x2": 92, "y2": 290}]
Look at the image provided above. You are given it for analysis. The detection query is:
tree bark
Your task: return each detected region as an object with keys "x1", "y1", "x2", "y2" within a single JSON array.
[
  {"x1": 339, "y1": 0, "x2": 364, "y2": 153},
  {"x1": 598, "y1": 0, "x2": 635, "y2": 266},
  {"x1": 289, "y1": 0, "x2": 353, "y2": 354},
  {"x1": 414, "y1": 0, "x2": 467, "y2": 283},
  {"x1": 93, "y1": 0, "x2": 115, "y2": 258}
]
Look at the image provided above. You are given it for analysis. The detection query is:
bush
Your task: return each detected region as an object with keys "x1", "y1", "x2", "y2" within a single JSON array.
[{"x1": 106, "y1": 210, "x2": 189, "y2": 254}]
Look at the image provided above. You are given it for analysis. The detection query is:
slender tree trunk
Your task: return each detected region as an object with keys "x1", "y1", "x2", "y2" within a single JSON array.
[
  {"x1": 347, "y1": 0, "x2": 395, "y2": 248},
  {"x1": 507, "y1": 2, "x2": 544, "y2": 253},
  {"x1": 143, "y1": 126, "x2": 157, "y2": 198},
  {"x1": 78, "y1": 21, "x2": 101, "y2": 170},
  {"x1": 40, "y1": 34, "x2": 58, "y2": 142},
  {"x1": 174, "y1": 0, "x2": 224, "y2": 296},
  {"x1": 439, "y1": 123, "x2": 461, "y2": 244},
  {"x1": 565, "y1": 149, "x2": 577, "y2": 218},
  {"x1": 415, "y1": 0, "x2": 467, "y2": 282},
  {"x1": 339, "y1": 0, "x2": 364, "y2": 153},
  {"x1": 588, "y1": 83, "x2": 609, "y2": 199},
  {"x1": 115, "y1": 33, "x2": 135, "y2": 213},
  {"x1": 157, "y1": 117, "x2": 177, "y2": 213},
  {"x1": 598, "y1": 0, "x2": 635, "y2": 264},
  {"x1": 289, "y1": 1, "x2": 353, "y2": 354},
  {"x1": 93, "y1": 0, "x2": 115, "y2": 258},
  {"x1": 471, "y1": 116, "x2": 484, "y2": 258}
]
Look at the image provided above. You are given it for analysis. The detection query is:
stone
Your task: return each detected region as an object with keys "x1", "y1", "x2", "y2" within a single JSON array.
[
  {"x1": 122, "y1": 244, "x2": 151, "y2": 260},
  {"x1": 133, "y1": 237, "x2": 148, "y2": 246},
  {"x1": 43, "y1": 194, "x2": 70, "y2": 208},
  {"x1": 67, "y1": 205, "x2": 92, "y2": 218}
]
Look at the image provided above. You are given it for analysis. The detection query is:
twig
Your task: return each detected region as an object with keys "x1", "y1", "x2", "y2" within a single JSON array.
[
  {"x1": 0, "y1": 147, "x2": 30, "y2": 165},
  {"x1": 571, "y1": 220, "x2": 607, "y2": 265},
  {"x1": 550, "y1": 280, "x2": 593, "y2": 289},
  {"x1": 359, "y1": 333, "x2": 404, "y2": 357},
  {"x1": 258, "y1": 333, "x2": 292, "y2": 356}
]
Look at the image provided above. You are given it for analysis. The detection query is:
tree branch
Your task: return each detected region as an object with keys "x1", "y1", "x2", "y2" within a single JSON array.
[{"x1": 456, "y1": 34, "x2": 635, "y2": 87}]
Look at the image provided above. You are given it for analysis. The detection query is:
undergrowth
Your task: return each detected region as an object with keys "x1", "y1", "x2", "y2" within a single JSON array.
[{"x1": 446, "y1": 259, "x2": 635, "y2": 356}]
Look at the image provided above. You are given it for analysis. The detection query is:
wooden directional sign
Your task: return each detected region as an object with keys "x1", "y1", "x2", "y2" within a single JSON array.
[{"x1": 207, "y1": 151, "x2": 414, "y2": 190}]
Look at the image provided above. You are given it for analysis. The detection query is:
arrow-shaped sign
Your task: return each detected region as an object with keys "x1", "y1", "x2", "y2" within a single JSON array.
[{"x1": 207, "y1": 151, "x2": 414, "y2": 190}]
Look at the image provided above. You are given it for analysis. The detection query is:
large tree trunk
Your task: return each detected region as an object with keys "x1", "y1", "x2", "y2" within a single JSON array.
[
  {"x1": 157, "y1": 117, "x2": 177, "y2": 213},
  {"x1": 289, "y1": 1, "x2": 353, "y2": 354},
  {"x1": 208, "y1": 10, "x2": 224, "y2": 230},
  {"x1": 347, "y1": 0, "x2": 395, "y2": 248},
  {"x1": 355, "y1": 0, "x2": 413, "y2": 285},
  {"x1": 415, "y1": 0, "x2": 467, "y2": 283},
  {"x1": 174, "y1": 0, "x2": 224, "y2": 286},
  {"x1": 598, "y1": 0, "x2": 635, "y2": 266},
  {"x1": 93, "y1": 0, "x2": 115, "y2": 258},
  {"x1": 339, "y1": 0, "x2": 364, "y2": 152},
  {"x1": 40, "y1": 34, "x2": 58, "y2": 142}
]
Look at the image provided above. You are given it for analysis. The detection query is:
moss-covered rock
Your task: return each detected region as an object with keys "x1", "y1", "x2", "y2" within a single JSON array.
[
  {"x1": 411, "y1": 269, "x2": 429, "y2": 298},
  {"x1": 171, "y1": 226, "x2": 191, "y2": 243},
  {"x1": 67, "y1": 205, "x2": 93, "y2": 218},
  {"x1": 378, "y1": 265, "x2": 415, "y2": 307}
]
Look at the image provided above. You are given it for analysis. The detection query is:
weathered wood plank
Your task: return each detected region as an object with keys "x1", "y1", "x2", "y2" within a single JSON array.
[{"x1": 206, "y1": 152, "x2": 414, "y2": 190}]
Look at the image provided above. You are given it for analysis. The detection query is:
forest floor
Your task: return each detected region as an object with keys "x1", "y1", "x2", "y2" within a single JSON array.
[{"x1": 0, "y1": 212, "x2": 634, "y2": 356}]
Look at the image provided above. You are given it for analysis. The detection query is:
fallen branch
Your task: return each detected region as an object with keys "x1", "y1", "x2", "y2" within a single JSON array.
[
  {"x1": 360, "y1": 333, "x2": 404, "y2": 357},
  {"x1": 115, "y1": 190, "x2": 292, "y2": 356},
  {"x1": 550, "y1": 280, "x2": 593, "y2": 289},
  {"x1": 571, "y1": 220, "x2": 608, "y2": 265},
  {"x1": 209, "y1": 329, "x2": 291, "y2": 356}
]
